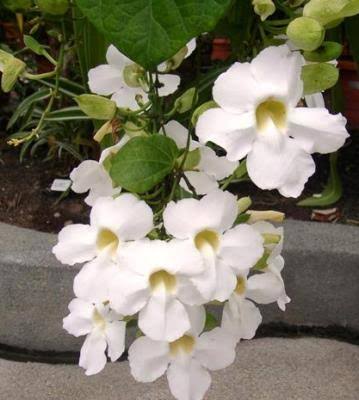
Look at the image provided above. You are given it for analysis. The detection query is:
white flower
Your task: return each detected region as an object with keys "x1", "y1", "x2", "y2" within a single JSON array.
[
  {"x1": 129, "y1": 306, "x2": 236, "y2": 400},
  {"x1": 196, "y1": 45, "x2": 349, "y2": 197},
  {"x1": 109, "y1": 239, "x2": 206, "y2": 341},
  {"x1": 251, "y1": 221, "x2": 290, "y2": 311},
  {"x1": 164, "y1": 120, "x2": 238, "y2": 195},
  {"x1": 221, "y1": 267, "x2": 282, "y2": 342},
  {"x1": 158, "y1": 39, "x2": 197, "y2": 72},
  {"x1": 63, "y1": 299, "x2": 126, "y2": 376},
  {"x1": 53, "y1": 194, "x2": 153, "y2": 266},
  {"x1": 70, "y1": 140, "x2": 126, "y2": 206},
  {"x1": 88, "y1": 45, "x2": 180, "y2": 110},
  {"x1": 163, "y1": 190, "x2": 264, "y2": 302}
]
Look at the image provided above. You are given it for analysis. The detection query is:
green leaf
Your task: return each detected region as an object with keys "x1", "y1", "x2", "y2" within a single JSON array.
[
  {"x1": 7, "y1": 88, "x2": 51, "y2": 129},
  {"x1": 44, "y1": 106, "x2": 91, "y2": 121},
  {"x1": 110, "y1": 135, "x2": 179, "y2": 193},
  {"x1": 297, "y1": 152, "x2": 342, "y2": 207},
  {"x1": 76, "y1": 0, "x2": 231, "y2": 69},
  {"x1": 23, "y1": 35, "x2": 46, "y2": 56},
  {"x1": 301, "y1": 63, "x2": 339, "y2": 95},
  {"x1": 204, "y1": 312, "x2": 218, "y2": 331}
]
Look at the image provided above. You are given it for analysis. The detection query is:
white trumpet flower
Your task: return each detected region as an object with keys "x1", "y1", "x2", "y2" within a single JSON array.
[
  {"x1": 164, "y1": 120, "x2": 238, "y2": 195},
  {"x1": 63, "y1": 299, "x2": 126, "y2": 375},
  {"x1": 196, "y1": 45, "x2": 349, "y2": 197},
  {"x1": 163, "y1": 190, "x2": 264, "y2": 302},
  {"x1": 109, "y1": 239, "x2": 206, "y2": 341},
  {"x1": 70, "y1": 140, "x2": 126, "y2": 206},
  {"x1": 53, "y1": 194, "x2": 153, "y2": 266},
  {"x1": 88, "y1": 45, "x2": 180, "y2": 110},
  {"x1": 129, "y1": 306, "x2": 236, "y2": 400}
]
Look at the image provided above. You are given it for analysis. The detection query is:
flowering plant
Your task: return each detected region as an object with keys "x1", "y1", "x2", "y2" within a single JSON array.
[{"x1": 1, "y1": 0, "x2": 356, "y2": 399}]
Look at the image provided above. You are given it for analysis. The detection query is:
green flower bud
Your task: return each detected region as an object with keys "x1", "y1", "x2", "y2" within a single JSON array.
[
  {"x1": 0, "y1": 51, "x2": 26, "y2": 93},
  {"x1": 174, "y1": 88, "x2": 198, "y2": 114},
  {"x1": 123, "y1": 121, "x2": 148, "y2": 138},
  {"x1": 237, "y1": 196, "x2": 252, "y2": 214},
  {"x1": 176, "y1": 148, "x2": 201, "y2": 171},
  {"x1": 247, "y1": 210, "x2": 285, "y2": 223},
  {"x1": 304, "y1": 0, "x2": 359, "y2": 26},
  {"x1": 191, "y1": 100, "x2": 218, "y2": 126},
  {"x1": 36, "y1": 0, "x2": 69, "y2": 15},
  {"x1": 304, "y1": 42, "x2": 343, "y2": 63},
  {"x1": 286, "y1": 17, "x2": 325, "y2": 51},
  {"x1": 93, "y1": 120, "x2": 112, "y2": 143},
  {"x1": 165, "y1": 47, "x2": 188, "y2": 72},
  {"x1": 252, "y1": 0, "x2": 276, "y2": 21},
  {"x1": 75, "y1": 94, "x2": 117, "y2": 120},
  {"x1": 2, "y1": 0, "x2": 32, "y2": 12},
  {"x1": 123, "y1": 64, "x2": 145, "y2": 88},
  {"x1": 301, "y1": 63, "x2": 339, "y2": 95}
]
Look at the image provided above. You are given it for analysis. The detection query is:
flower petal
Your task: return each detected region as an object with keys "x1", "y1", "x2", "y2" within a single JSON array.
[
  {"x1": 129, "y1": 336, "x2": 170, "y2": 382},
  {"x1": 167, "y1": 359, "x2": 211, "y2": 400},
  {"x1": 109, "y1": 268, "x2": 149, "y2": 315},
  {"x1": 198, "y1": 146, "x2": 238, "y2": 180},
  {"x1": 247, "y1": 136, "x2": 316, "y2": 197},
  {"x1": 111, "y1": 86, "x2": 149, "y2": 110},
  {"x1": 246, "y1": 271, "x2": 284, "y2": 304},
  {"x1": 88, "y1": 64, "x2": 124, "y2": 96},
  {"x1": 139, "y1": 294, "x2": 190, "y2": 341},
  {"x1": 63, "y1": 313, "x2": 92, "y2": 337},
  {"x1": 106, "y1": 45, "x2": 132, "y2": 68},
  {"x1": 251, "y1": 45, "x2": 304, "y2": 107},
  {"x1": 73, "y1": 255, "x2": 117, "y2": 303},
  {"x1": 195, "y1": 327, "x2": 236, "y2": 371},
  {"x1": 185, "y1": 39, "x2": 197, "y2": 58},
  {"x1": 53, "y1": 224, "x2": 97, "y2": 265},
  {"x1": 185, "y1": 305, "x2": 206, "y2": 336},
  {"x1": 90, "y1": 194, "x2": 154, "y2": 241},
  {"x1": 220, "y1": 224, "x2": 264, "y2": 272},
  {"x1": 222, "y1": 296, "x2": 262, "y2": 340},
  {"x1": 213, "y1": 62, "x2": 259, "y2": 113},
  {"x1": 212, "y1": 260, "x2": 237, "y2": 302},
  {"x1": 288, "y1": 107, "x2": 348, "y2": 154},
  {"x1": 105, "y1": 320, "x2": 126, "y2": 362},
  {"x1": 305, "y1": 92, "x2": 325, "y2": 108},
  {"x1": 196, "y1": 108, "x2": 256, "y2": 162},
  {"x1": 181, "y1": 171, "x2": 218, "y2": 195},
  {"x1": 157, "y1": 74, "x2": 180, "y2": 96},
  {"x1": 79, "y1": 332, "x2": 107, "y2": 376}
]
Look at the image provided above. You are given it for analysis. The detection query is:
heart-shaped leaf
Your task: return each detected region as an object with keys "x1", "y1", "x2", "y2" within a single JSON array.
[
  {"x1": 76, "y1": 0, "x2": 231, "y2": 69},
  {"x1": 110, "y1": 135, "x2": 179, "y2": 193}
]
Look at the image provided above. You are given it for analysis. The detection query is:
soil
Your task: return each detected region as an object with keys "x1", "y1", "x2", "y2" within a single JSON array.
[
  {"x1": 0, "y1": 130, "x2": 358, "y2": 233},
  {"x1": 0, "y1": 149, "x2": 90, "y2": 233}
]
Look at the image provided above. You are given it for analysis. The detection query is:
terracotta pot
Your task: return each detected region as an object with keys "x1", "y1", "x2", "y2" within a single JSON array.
[{"x1": 211, "y1": 38, "x2": 231, "y2": 61}]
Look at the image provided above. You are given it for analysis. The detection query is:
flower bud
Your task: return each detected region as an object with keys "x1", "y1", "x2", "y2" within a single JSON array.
[
  {"x1": 2, "y1": 0, "x2": 32, "y2": 12},
  {"x1": 165, "y1": 47, "x2": 188, "y2": 72},
  {"x1": 0, "y1": 51, "x2": 26, "y2": 93},
  {"x1": 123, "y1": 64, "x2": 144, "y2": 88},
  {"x1": 177, "y1": 148, "x2": 201, "y2": 171},
  {"x1": 252, "y1": 0, "x2": 276, "y2": 21},
  {"x1": 191, "y1": 100, "x2": 218, "y2": 126},
  {"x1": 36, "y1": 0, "x2": 69, "y2": 15},
  {"x1": 237, "y1": 196, "x2": 252, "y2": 214},
  {"x1": 174, "y1": 88, "x2": 198, "y2": 114},
  {"x1": 303, "y1": 41, "x2": 342, "y2": 63},
  {"x1": 304, "y1": 0, "x2": 359, "y2": 26},
  {"x1": 247, "y1": 210, "x2": 285, "y2": 223},
  {"x1": 123, "y1": 121, "x2": 148, "y2": 138},
  {"x1": 75, "y1": 94, "x2": 117, "y2": 120},
  {"x1": 93, "y1": 121, "x2": 112, "y2": 143},
  {"x1": 286, "y1": 17, "x2": 325, "y2": 51},
  {"x1": 301, "y1": 63, "x2": 339, "y2": 95}
]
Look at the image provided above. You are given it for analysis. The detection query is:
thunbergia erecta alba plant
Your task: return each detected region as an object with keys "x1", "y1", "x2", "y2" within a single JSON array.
[{"x1": 53, "y1": 36, "x2": 349, "y2": 399}]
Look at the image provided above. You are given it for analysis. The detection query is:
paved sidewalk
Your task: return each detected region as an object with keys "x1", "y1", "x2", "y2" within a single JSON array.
[{"x1": 1, "y1": 338, "x2": 358, "y2": 400}]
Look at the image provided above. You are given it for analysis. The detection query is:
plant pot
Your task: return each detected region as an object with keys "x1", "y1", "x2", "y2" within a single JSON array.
[
  {"x1": 211, "y1": 38, "x2": 231, "y2": 61},
  {"x1": 339, "y1": 59, "x2": 359, "y2": 129}
]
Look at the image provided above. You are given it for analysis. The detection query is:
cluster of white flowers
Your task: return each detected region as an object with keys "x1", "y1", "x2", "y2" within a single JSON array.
[{"x1": 54, "y1": 43, "x2": 349, "y2": 400}]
